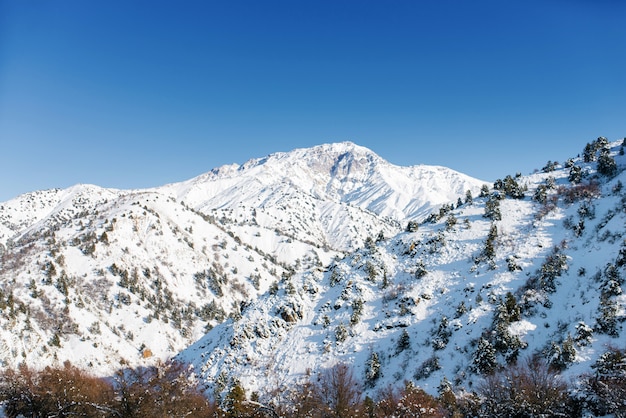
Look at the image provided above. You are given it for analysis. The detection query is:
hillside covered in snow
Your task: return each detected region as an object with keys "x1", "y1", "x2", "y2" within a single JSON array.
[
  {"x1": 178, "y1": 137, "x2": 626, "y2": 409},
  {"x1": 0, "y1": 142, "x2": 484, "y2": 375},
  {"x1": 1, "y1": 137, "x2": 625, "y2": 416}
]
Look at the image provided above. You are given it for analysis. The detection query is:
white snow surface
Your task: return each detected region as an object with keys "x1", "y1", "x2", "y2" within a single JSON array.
[
  {"x1": 179, "y1": 140, "x2": 626, "y2": 400},
  {"x1": 1, "y1": 139, "x2": 625, "y2": 404},
  {"x1": 0, "y1": 142, "x2": 485, "y2": 376}
]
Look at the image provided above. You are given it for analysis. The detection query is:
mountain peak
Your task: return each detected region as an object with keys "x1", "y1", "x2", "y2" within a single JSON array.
[
  {"x1": 168, "y1": 142, "x2": 485, "y2": 225},
  {"x1": 233, "y1": 141, "x2": 383, "y2": 174}
]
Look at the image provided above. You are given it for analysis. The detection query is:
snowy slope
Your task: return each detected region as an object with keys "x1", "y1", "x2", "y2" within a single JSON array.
[
  {"x1": 0, "y1": 189, "x2": 287, "y2": 374},
  {"x1": 179, "y1": 138, "x2": 626, "y2": 401},
  {"x1": 159, "y1": 142, "x2": 485, "y2": 254},
  {"x1": 0, "y1": 142, "x2": 484, "y2": 374}
]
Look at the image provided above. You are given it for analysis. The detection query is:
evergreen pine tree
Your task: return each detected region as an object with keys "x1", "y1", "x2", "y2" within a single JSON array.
[
  {"x1": 533, "y1": 184, "x2": 549, "y2": 204},
  {"x1": 445, "y1": 213, "x2": 457, "y2": 231},
  {"x1": 483, "y1": 223, "x2": 498, "y2": 261},
  {"x1": 365, "y1": 351, "x2": 381, "y2": 386},
  {"x1": 583, "y1": 142, "x2": 596, "y2": 162},
  {"x1": 224, "y1": 381, "x2": 247, "y2": 418},
  {"x1": 503, "y1": 175, "x2": 525, "y2": 198},
  {"x1": 575, "y1": 321, "x2": 593, "y2": 346},
  {"x1": 597, "y1": 147, "x2": 617, "y2": 177},
  {"x1": 473, "y1": 337, "x2": 497, "y2": 375},
  {"x1": 504, "y1": 292, "x2": 521, "y2": 322},
  {"x1": 484, "y1": 195, "x2": 502, "y2": 221},
  {"x1": 437, "y1": 377, "x2": 457, "y2": 412},
  {"x1": 397, "y1": 329, "x2": 411, "y2": 353},
  {"x1": 568, "y1": 165, "x2": 583, "y2": 184}
]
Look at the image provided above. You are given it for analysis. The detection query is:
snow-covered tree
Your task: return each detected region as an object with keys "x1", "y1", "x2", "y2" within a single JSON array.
[
  {"x1": 581, "y1": 346, "x2": 626, "y2": 417},
  {"x1": 484, "y1": 195, "x2": 502, "y2": 221},
  {"x1": 365, "y1": 351, "x2": 381, "y2": 387},
  {"x1": 477, "y1": 357, "x2": 574, "y2": 417},
  {"x1": 396, "y1": 329, "x2": 411, "y2": 353},
  {"x1": 597, "y1": 148, "x2": 618, "y2": 177},
  {"x1": 473, "y1": 337, "x2": 497, "y2": 375},
  {"x1": 569, "y1": 165, "x2": 583, "y2": 184}
]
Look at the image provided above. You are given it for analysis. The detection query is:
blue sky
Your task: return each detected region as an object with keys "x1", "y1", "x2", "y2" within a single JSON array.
[{"x1": 1, "y1": 0, "x2": 625, "y2": 202}]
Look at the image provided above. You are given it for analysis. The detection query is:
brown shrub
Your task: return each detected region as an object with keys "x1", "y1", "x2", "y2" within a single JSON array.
[
  {"x1": 373, "y1": 381, "x2": 446, "y2": 418},
  {"x1": 113, "y1": 359, "x2": 212, "y2": 418},
  {"x1": 557, "y1": 181, "x2": 601, "y2": 204},
  {"x1": 0, "y1": 361, "x2": 116, "y2": 417},
  {"x1": 476, "y1": 356, "x2": 575, "y2": 417}
]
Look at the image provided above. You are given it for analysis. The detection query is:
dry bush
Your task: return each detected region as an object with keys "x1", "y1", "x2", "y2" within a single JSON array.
[
  {"x1": 0, "y1": 363, "x2": 44, "y2": 418},
  {"x1": 374, "y1": 382, "x2": 446, "y2": 417},
  {"x1": 0, "y1": 360, "x2": 213, "y2": 418},
  {"x1": 476, "y1": 356, "x2": 575, "y2": 417},
  {"x1": 275, "y1": 380, "x2": 324, "y2": 418},
  {"x1": 317, "y1": 363, "x2": 363, "y2": 418},
  {"x1": 113, "y1": 359, "x2": 212, "y2": 418},
  {"x1": 261, "y1": 364, "x2": 364, "y2": 418},
  {"x1": 557, "y1": 181, "x2": 601, "y2": 204},
  {"x1": 0, "y1": 361, "x2": 116, "y2": 418}
]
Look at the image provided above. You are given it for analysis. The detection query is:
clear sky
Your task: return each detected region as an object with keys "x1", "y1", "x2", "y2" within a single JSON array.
[{"x1": 1, "y1": 0, "x2": 625, "y2": 202}]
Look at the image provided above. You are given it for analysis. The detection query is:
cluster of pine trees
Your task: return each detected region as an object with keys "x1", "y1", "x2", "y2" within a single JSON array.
[{"x1": 2, "y1": 347, "x2": 625, "y2": 417}]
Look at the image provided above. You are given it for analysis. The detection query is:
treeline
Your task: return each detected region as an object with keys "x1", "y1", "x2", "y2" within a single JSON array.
[
  {"x1": 0, "y1": 360, "x2": 212, "y2": 418},
  {"x1": 1, "y1": 348, "x2": 625, "y2": 417}
]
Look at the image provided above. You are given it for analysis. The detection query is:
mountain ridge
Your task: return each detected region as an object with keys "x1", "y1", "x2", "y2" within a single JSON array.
[
  {"x1": 177, "y1": 138, "x2": 626, "y2": 402},
  {"x1": 0, "y1": 141, "x2": 485, "y2": 377},
  {"x1": 1, "y1": 137, "x2": 624, "y2": 414}
]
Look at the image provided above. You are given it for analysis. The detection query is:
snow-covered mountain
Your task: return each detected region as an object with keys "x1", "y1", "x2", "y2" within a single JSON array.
[
  {"x1": 178, "y1": 138, "x2": 626, "y2": 402},
  {"x1": 161, "y1": 141, "x2": 484, "y2": 255},
  {"x1": 2, "y1": 137, "x2": 625, "y2": 412},
  {"x1": 0, "y1": 142, "x2": 484, "y2": 374}
]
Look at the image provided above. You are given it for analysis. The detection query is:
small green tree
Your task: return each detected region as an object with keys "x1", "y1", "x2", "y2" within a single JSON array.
[
  {"x1": 502, "y1": 175, "x2": 525, "y2": 198},
  {"x1": 350, "y1": 298, "x2": 364, "y2": 325},
  {"x1": 596, "y1": 297, "x2": 619, "y2": 336},
  {"x1": 397, "y1": 329, "x2": 411, "y2": 354},
  {"x1": 583, "y1": 142, "x2": 597, "y2": 162},
  {"x1": 224, "y1": 380, "x2": 249, "y2": 418},
  {"x1": 542, "y1": 160, "x2": 559, "y2": 173},
  {"x1": 597, "y1": 148, "x2": 617, "y2": 177},
  {"x1": 504, "y1": 292, "x2": 521, "y2": 322},
  {"x1": 482, "y1": 223, "x2": 498, "y2": 262},
  {"x1": 445, "y1": 213, "x2": 457, "y2": 231},
  {"x1": 406, "y1": 220, "x2": 419, "y2": 232},
  {"x1": 484, "y1": 195, "x2": 502, "y2": 221},
  {"x1": 533, "y1": 184, "x2": 549, "y2": 204},
  {"x1": 574, "y1": 321, "x2": 593, "y2": 346},
  {"x1": 335, "y1": 323, "x2": 348, "y2": 343},
  {"x1": 365, "y1": 351, "x2": 381, "y2": 387},
  {"x1": 582, "y1": 346, "x2": 626, "y2": 417},
  {"x1": 549, "y1": 336, "x2": 576, "y2": 371},
  {"x1": 415, "y1": 259, "x2": 428, "y2": 279},
  {"x1": 473, "y1": 337, "x2": 497, "y2": 375},
  {"x1": 569, "y1": 165, "x2": 583, "y2": 183}
]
